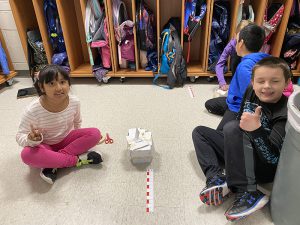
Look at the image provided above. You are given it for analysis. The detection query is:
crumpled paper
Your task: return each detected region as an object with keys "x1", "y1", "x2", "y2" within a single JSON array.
[{"x1": 126, "y1": 128, "x2": 152, "y2": 150}]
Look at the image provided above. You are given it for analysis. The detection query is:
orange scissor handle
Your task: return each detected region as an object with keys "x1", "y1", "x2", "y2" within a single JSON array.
[{"x1": 105, "y1": 133, "x2": 113, "y2": 144}]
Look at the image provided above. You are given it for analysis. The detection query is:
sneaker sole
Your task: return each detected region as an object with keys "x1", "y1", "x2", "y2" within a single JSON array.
[
  {"x1": 225, "y1": 215, "x2": 247, "y2": 222},
  {"x1": 39, "y1": 170, "x2": 54, "y2": 184},
  {"x1": 199, "y1": 183, "x2": 230, "y2": 206},
  {"x1": 225, "y1": 195, "x2": 269, "y2": 220}
]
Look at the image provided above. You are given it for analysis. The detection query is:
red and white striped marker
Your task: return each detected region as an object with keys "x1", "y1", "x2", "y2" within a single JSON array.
[
  {"x1": 146, "y1": 169, "x2": 154, "y2": 213},
  {"x1": 187, "y1": 85, "x2": 195, "y2": 98}
]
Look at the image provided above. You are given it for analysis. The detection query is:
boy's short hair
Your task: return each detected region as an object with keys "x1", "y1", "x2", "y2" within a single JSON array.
[
  {"x1": 238, "y1": 24, "x2": 265, "y2": 52},
  {"x1": 252, "y1": 57, "x2": 292, "y2": 81}
]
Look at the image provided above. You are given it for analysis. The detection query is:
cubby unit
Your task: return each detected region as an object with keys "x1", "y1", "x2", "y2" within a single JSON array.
[
  {"x1": 157, "y1": 0, "x2": 183, "y2": 77},
  {"x1": 233, "y1": 0, "x2": 268, "y2": 27},
  {"x1": 0, "y1": 29, "x2": 17, "y2": 85},
  {"x1": 9, "y1": 0, "x2": 299, "y2": 78},
  {"x1": 32, "y1": 0, "x2": 53, "y2": 64},
  {"x1": 134, "y1": 0, "x2": 158, "y2": 76},
  {"x1": 264, "y1": 0, "x2": 293, "y2": 57},
  {"x1": 182, "y1": 0, "x2": 213, "y2": 75},
  {"x1": 158, "y1": 0, "x2": 182, "y2": 43},
  {"x1": 10, "y1": 0, "x2": 38, "y2": 59},
  {"x1": 107, "y1": 0, "x2": 141, "y2": 77},
  {"x1": 249, "y1": 0, "x2": 268, "y2": 25},
  {"x1": 79, "y1": 0, "x2": 114, "y2": 77},
  {"x1": 55, "y1": 0, "x2": 91, "y2": 76},
  {"x1": 206, "y1": 0, "x2": 239, "y2": 75}
]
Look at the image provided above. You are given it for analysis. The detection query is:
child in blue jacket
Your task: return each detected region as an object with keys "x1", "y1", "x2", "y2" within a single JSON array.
[{"x1": 205, "y1": 24, "x2": 268, "y2": 130}]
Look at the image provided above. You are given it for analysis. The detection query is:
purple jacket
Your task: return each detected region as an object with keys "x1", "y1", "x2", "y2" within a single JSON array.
[{"x1": 215, "y1": 38, "x2": 237, "y2": 86}]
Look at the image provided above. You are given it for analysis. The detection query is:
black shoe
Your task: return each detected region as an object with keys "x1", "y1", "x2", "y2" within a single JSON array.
[
  {"x1": 76, "y1": 151, "x2": 103, "y2": 167},
  {"x1": 225, "y1": 190, "x2": 269, "y2": 221},
  {"x1": 199, "y1": 175, "x2": 230, "y2": 206},
  {"x1": 40, "y1": 168, "x2": 57, "y2": 184},
  {"x1": 207, "y1": 76, "x2": 216, "y2": 82}
]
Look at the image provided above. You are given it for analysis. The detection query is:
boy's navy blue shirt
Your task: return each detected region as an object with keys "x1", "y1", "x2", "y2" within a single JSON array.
[
  {"x1": 237, "y1": 85, "x2": 288, "y2": 165},
  {"x1": 226, "y1": 52, "x2": 269, "y2": 112}
]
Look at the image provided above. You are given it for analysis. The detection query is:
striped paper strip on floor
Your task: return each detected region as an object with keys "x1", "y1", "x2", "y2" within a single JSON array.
[
  {"x1": 187, "y1": 86, "x2": 195, "y2": 98},
  {"x1": 146, "y1": 169, "x2": 154, "y2": 213}
]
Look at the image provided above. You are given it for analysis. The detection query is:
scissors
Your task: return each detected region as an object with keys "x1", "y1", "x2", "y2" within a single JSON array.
[{"x1": 105, "y1": 133, "x2": 113, "y2": 144}]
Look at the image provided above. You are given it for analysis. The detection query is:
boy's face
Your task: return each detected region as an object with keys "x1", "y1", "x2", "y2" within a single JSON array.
[{"x1": 252, "y1": 66, "x2": 290, "y2": 103}]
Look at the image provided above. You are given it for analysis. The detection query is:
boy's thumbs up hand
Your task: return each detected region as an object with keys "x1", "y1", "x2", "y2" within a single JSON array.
[
  {"x1": 240, "y1": 106, "x2": 262, "y2": 132},
  {"x1": 255, "y1": 106, "x2": 262, "y2": 116}
]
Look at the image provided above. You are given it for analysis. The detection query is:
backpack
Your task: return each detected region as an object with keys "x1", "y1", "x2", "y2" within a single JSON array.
[
  {"x1": 136, "y1": 0, "x2": 156, "y2": 51},
  {"x1": 26, "y1": 30, "x2": 48, "y2": 82},
  {"x1": 112, "y1": 0, "x2": 135, "y2": 66},
  {"x1": 154, "y1": 20, "x2": 187, "y2": 89},
  {"x1": 183, "y1": 0, "x2": 207, "y2": 63},
  {"x1": 44, "y1": 0, "x2": 66, "y2": 54},
  {"x1": 85, "y1": 0, "x2": 111, "y2": 68},
  {"x1": 0, "y1": 41, "x2": 9, "y2": 75}
]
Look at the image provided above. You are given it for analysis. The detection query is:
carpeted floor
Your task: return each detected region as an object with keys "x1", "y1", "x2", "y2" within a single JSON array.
[{"x1": 1, "y1": 76, "x2": 296, "y2": 225}]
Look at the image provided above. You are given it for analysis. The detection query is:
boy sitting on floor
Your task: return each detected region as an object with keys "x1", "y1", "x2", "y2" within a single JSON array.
[{"x1": 192, "y1": 57, "x2": 291, "y2": 221}]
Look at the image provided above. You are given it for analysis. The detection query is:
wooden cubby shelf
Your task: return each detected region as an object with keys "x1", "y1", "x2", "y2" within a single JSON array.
[{"x1": 9, "y1": 0, "x2": 300, "y2": 78}]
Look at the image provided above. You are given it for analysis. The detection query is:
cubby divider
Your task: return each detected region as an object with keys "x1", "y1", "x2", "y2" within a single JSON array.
[
  {"x1": 56, "y1": 0, "x2": 92, "y2": 76},
  {"x1": 32, "y1": 0, "x2": 53, "y2": 64},
  {"x1": 10, "y1": 0, "x2": 38, "y2": 59}
]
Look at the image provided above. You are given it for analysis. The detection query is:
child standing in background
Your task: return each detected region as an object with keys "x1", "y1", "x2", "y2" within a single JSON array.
[{"x1": 16, "y1": 65, "x2": 103, "y2": 184}]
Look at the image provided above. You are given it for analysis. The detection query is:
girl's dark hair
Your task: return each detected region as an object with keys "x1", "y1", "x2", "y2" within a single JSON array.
[
  {"x1": 34, "y1": 64, "x2": 71, "y2": 96},
  {"x1": 252, "y1": 57, "x2": 292, "y2": 81}
]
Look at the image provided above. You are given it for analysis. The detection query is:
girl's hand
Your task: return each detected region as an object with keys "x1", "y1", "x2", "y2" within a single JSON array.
[
  {"x1": 28, "y1": 124, "x2": 42, "y2": 141},
  {"x1": 239, "y1": 106, "x2": 262, "y2": 132},
  {"x1": 220, "y1": 84, "x2": 229, "y2": 91}
]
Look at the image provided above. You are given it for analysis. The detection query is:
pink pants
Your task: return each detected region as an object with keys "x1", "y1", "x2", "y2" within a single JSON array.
[{"x1": 21, "y1": 128, "x2": 101, "y2": 168}]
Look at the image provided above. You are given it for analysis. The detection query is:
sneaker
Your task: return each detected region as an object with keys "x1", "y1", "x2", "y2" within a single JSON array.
[
  {"x1": 76, "y1": 151, "x2": 103, "y2": 167},
  {"x1": 225, "y1": 190, "x2": 269, "y2": 221},
  {"x1": 207, "y1": 76, "x2": 216, "y2": 82},
  {"x1": 6, "y1": 78, "x2": 14, "y2": 86},
  {"x1": 40, "y1": 168, "x2": 58, "y2": 184},
  {"x1": 199, "y1": 175, "x2": 230, "y2": 206}
]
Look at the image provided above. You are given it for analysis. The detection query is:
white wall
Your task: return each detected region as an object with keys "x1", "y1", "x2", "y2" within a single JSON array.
[{"x1": 0, "y1": 0, "x2": 28, "y2": 70}]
